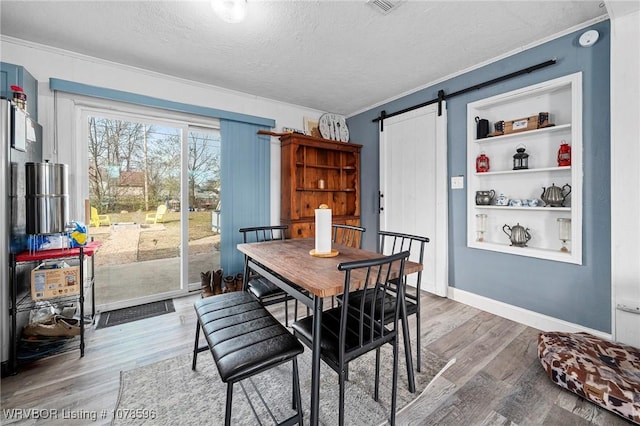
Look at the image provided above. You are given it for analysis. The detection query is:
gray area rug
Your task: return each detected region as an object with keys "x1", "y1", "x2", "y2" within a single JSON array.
[{"x1": 113, "y1": 341, "x2": 451, "y2": 425}]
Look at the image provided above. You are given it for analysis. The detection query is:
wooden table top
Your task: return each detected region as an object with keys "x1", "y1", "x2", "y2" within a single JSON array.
[{"x1": 237, "y1": 238, "x2": 422, "y2": 299}]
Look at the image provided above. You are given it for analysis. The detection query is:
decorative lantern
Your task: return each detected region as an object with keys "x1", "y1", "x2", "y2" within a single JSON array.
[
  {"x1": 512, "y1": 145, "x2": 529, "y2": 170},
  {"x1": 557, "y1": 141, "x2": 571, "y2": 166},
  {"x1": 476, "y1": 152, "x2": 490, "y2": 173},
  {"x1": 557, "y1": 218, "x2": 571, "y2": 252}
]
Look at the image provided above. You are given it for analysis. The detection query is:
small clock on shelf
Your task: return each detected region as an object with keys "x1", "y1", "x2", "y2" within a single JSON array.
[{"x1": 319, "y1": 113, "x2": 349, "y2": 142}]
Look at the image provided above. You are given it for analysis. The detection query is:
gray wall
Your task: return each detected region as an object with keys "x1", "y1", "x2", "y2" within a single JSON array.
[{"x1": 346, "y1": 21, "x2": 611, "y2": 333}]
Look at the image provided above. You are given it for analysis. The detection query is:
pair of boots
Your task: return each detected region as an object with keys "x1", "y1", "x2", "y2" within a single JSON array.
[
  {"x1": 223, "y1": 273, "x2": 243, "y2": 293},
  {"x1": 201, "y1": 269, "x2": 223, "y2": 298}
]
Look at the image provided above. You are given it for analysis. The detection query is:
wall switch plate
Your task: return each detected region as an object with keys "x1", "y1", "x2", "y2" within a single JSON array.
[{"x1": 451, "y1": 176, "x2": 464, "y2": 189}]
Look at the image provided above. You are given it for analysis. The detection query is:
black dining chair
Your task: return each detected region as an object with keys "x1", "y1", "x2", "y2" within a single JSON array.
[
  {"x1": 330, "y1": 223, "x2": 366, "y2": 308},
  {"x1": 376, "y1": 231, "x2": 429, "y2": 372},
  {"x1": 338, "y1": 231, "x2": 429, "y2": 394},
  {"x1": 291, "y1": 250, "x2": 410, "y2": 426},
  {"x1": 239, "y1": 225, "x2": 295, "y2": 326},
  {"x1": 332, "y1": 223, "x2": 365, "y2": 249}
]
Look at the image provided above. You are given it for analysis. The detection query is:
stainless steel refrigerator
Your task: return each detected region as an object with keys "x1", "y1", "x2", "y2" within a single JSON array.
[{"x1": 1, "y1": 99, "x2": 42, "y2": 374}]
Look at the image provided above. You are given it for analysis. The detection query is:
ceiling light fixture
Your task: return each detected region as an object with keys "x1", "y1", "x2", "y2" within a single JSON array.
[{"x1": 211, "y1": 0, "x2": 247, "y2": 23}]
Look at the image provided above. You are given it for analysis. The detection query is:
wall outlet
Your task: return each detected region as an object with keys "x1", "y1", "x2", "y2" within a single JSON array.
[{"x1": 451, "y1": 176, "x2": 464, "y2": 189}]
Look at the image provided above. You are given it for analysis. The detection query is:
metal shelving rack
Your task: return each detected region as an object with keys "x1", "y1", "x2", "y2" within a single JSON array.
[{"x1": 8, "y1": 241, "x2": 100, "y2": 374}]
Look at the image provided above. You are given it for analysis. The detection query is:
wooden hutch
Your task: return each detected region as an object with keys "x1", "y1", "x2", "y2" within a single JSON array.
[{"x1": 280, "y1": 133, "x2": 361, "y2": 239}]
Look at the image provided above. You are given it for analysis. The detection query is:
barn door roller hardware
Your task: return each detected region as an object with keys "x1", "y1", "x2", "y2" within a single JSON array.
[{"x1": 373, "y1": 58, "x2": 557, "y2": 131}]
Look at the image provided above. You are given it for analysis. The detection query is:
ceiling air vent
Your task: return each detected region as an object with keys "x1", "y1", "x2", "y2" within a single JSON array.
[{"x1": 367, "y1": 0, "x2": 403, "y2": 15}]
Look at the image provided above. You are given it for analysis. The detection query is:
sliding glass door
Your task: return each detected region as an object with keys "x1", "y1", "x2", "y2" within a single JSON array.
[
  {"x1": 83, "y1": 109, "x2": 220, "y2": 311},
  {"x1": 186, "y1": 127, "x2": 222, "y2": 288}
]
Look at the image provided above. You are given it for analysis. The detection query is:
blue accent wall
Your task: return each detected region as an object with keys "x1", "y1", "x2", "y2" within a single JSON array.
[
  {"x1": 347, "y1": 21, "x2": 611, "y2": 333},
  {"x1": 220, "y1": 121, "x2": 271, "y2": 275}
]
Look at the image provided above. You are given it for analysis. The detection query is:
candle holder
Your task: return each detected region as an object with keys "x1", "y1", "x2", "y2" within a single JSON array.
[
  {"x1": 557, "y1": 218, "x2": 571, "y2": 252},
  {"x1": 476, "y1": 213, "x2": 487, "y2": 242},
  {"x1": 513, "y1": 144, "x2": 529, "y2": 170}
]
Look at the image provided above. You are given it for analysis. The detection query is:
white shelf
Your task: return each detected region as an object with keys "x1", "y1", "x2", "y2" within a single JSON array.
[
  {"x1": 468, "y1": 241, "x2": 580, "y2": 264},
  {"x1": 474, "y1": 166, "x2": 571, "y2": 176},
  {"x1": 467, "y1": 73, "x2": 582, "y2": 264},
  {"x1": 474, "y1": 205, "x2": 571, "y2": 212},
  {"x1": 472, "y1": 124, "x2": 572, "y2": 144}
]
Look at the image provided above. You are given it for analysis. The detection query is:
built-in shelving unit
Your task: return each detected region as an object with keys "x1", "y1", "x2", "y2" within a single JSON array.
[{"x1": 467, "y1": 73, "x2": 582, "y2": 264}]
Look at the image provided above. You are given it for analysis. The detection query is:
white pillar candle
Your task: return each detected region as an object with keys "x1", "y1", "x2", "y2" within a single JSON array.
[{"x1": 315, "y1": 208, "x2": 332, "y2": 254}]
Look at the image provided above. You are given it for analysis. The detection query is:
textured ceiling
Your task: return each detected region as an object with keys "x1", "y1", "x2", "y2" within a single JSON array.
[{"x1": 0, "y1": 1, "x2": 609, "y2": 116}]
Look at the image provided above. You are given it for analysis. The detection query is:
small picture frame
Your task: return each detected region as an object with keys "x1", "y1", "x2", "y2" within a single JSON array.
[{"x1": 303, "y1": 116, "x2": 320, "y2": 138}]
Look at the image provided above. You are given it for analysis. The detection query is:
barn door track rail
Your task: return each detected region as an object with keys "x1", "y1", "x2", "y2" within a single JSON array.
[{"x1": 372, "y1": 58, "x2": 557, "y2": 131}]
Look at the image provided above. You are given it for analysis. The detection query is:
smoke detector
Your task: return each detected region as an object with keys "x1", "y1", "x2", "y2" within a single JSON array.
[{"x1": 367, "y1": 0, "x2": 404, "y2": 15}]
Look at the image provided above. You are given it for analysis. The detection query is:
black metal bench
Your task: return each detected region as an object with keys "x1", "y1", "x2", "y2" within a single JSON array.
[{"x1": 192, "y1": 291, "x2": 304, "y2": 426}]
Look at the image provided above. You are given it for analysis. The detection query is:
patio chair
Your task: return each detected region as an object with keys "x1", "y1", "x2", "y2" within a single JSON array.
[
  {"x1": 292, "y1": 250, "x2": 410, "y2": 426},
  {"x1": 90, "y1": 206, "x2": 111, "y2": 227},
  {"x1": 145, "y1": 204, "x2": 167, "y2": 224}
]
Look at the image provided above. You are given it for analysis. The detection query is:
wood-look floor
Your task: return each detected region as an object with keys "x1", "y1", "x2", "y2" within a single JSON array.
[{"x1": 1, "y1": 292, "x2": 634, "y2": 425}]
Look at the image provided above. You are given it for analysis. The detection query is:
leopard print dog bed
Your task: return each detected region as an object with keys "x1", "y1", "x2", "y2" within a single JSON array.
[{"x1": 538, "y1": 331, "x2": 640, "y2": 424}]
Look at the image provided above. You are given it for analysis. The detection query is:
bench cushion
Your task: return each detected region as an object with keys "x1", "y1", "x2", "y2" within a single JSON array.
[
  {"x1": 247, "y1": 276, "x2": 285, "y2": 299},
  {"x1": 195, "y1": 291, "x2": 303, "y2": 383},
  {"x1": 538, "y1": 331, "x2": 640, "y2": 424}
]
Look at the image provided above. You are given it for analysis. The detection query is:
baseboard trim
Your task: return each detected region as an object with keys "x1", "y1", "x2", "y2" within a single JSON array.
[{"x1": 448, "y1": 287, "x2": 612, "y2": 340}]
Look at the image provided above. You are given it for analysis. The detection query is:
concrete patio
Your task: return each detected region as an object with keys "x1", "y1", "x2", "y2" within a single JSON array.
[{"x1": 88, "y1": 223, "x2": 221, "y2": 307}]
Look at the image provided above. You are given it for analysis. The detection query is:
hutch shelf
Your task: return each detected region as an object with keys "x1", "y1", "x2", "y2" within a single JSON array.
[
  {"x1": 467, "y1": 73, "x2": 583, "y2": 264},
  {"x1": 280, "y1": 133, "x2": 361, "y2": 239}
]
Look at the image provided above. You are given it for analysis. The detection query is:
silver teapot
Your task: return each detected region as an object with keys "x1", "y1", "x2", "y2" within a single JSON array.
[
  {"x1": 475, "y1": 190, "x2": 495, "y2": 205},
  {"x1": 502, "y1": 223, "x2": 531, "y2": 247},
  {"x1": 541, "y1": 183, "x2": 571, "y2": 207}
]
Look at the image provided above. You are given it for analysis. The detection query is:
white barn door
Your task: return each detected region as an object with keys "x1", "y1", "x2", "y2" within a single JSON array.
[{"x1": 379, "y1": 103, "x2": 448, "y2": 297}]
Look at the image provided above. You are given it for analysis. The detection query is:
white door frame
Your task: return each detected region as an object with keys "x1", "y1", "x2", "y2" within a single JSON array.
[
  {"x1": 74, "y1": 101, "x2": 218, "y2": 312},
  {"x1": 379, "y1": 103, "x2": 448, "y2": 297},
  {"x1": 610, "y1": 7, "x2": 640, "y2": 347}
]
